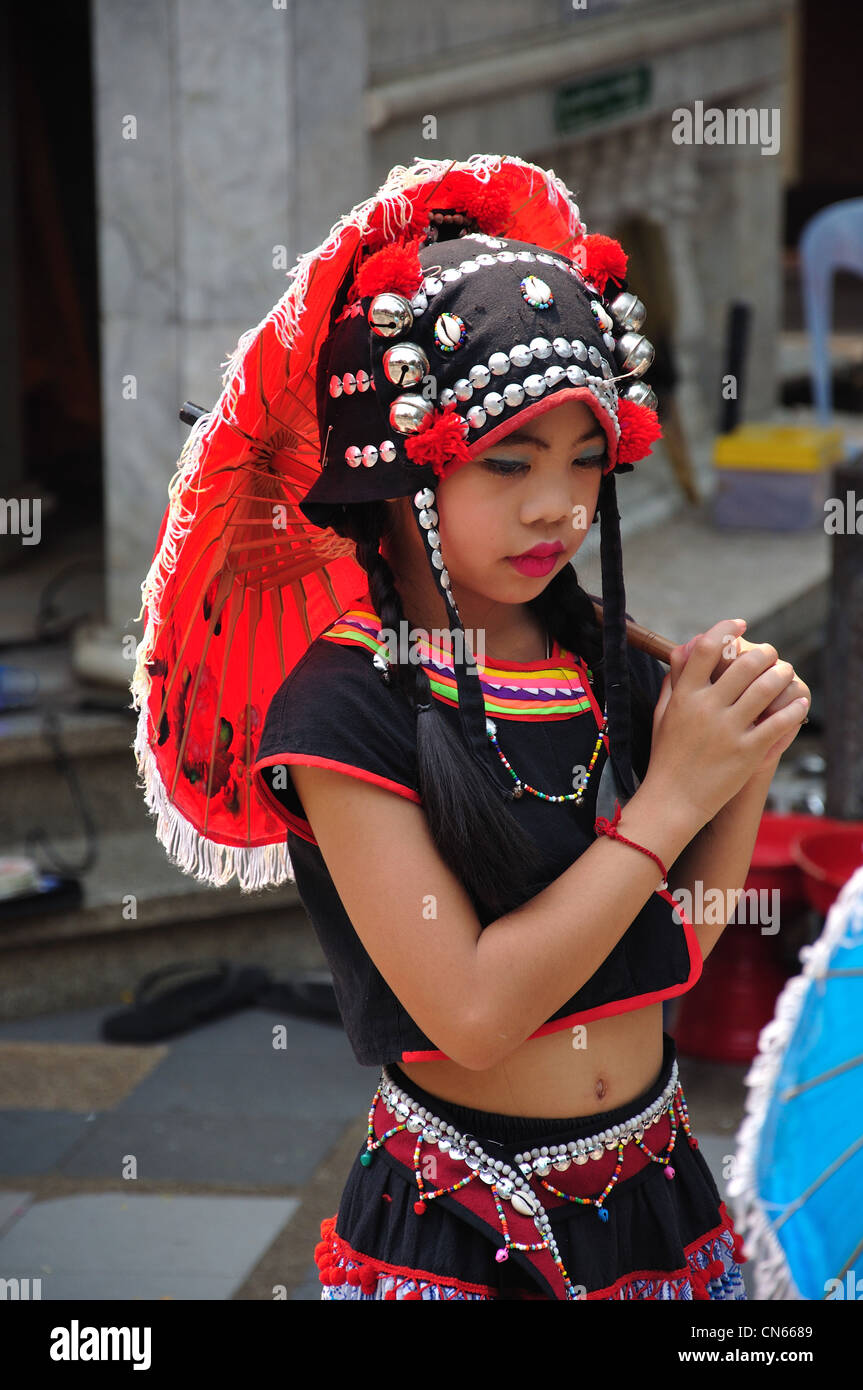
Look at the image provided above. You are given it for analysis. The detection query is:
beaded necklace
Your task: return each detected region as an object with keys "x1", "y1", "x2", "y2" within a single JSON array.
[{"x1": 485, "y1": 630, "x2": 608, "y2": 805}]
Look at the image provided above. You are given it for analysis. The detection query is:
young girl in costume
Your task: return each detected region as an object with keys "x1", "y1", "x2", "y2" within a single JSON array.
[{"x1": 132, "y1": 157, "x2": 811, "y2": 1301}]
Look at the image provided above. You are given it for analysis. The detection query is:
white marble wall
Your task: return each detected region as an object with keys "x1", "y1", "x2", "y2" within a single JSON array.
[{"x1": 90, "y1": 0, "x2": 368, "y2": 657}]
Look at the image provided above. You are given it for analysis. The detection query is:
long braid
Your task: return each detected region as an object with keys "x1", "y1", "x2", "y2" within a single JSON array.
[
  {"x1": 334, "y1": 502, "x2": 558, "y2": 918},
  {"x1": 529, "y1": 563, "x2": 657, "y2": 784}
]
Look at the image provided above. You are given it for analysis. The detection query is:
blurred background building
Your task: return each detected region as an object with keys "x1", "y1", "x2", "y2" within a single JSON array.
[{"x1": 3, "y1": 0, "x2": 860, "y2": 669}]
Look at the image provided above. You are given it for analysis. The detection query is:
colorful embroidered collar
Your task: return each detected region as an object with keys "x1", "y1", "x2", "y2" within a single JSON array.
[{"x1": 321, "y1": 606, "x2": 597, "y2": 722}]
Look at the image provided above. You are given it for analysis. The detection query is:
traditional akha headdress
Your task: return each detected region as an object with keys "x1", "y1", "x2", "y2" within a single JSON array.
[{"x1": 131, "y1": 155, "x2": 661, "y2": 891}]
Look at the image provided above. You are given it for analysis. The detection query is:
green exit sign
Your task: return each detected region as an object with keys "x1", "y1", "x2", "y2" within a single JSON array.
[{"x1": 554, "y1": 65, "x2": 652, "y2": 135}]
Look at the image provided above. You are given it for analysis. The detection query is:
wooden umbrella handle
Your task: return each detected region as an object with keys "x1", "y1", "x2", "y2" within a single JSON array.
[{"x1": 586, "y1": 593, "x2": 676, "y2": 665}]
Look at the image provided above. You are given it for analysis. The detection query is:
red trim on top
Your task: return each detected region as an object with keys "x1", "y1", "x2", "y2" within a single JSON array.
[
  {"x1": 252, "y1": 753, "x2": 421, "y2": 846},
  {"x1": 465, "y1": 386, "x2": 619, "y2": 471},
  {"x1": 252, "y1": 761, "x2": 318, "y2": 845},
  {"x1": 401, "y1": 891, "x2": 704, "y2": 1063}
]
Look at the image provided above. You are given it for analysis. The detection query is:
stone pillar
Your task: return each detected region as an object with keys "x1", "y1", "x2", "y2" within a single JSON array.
[{"x1": 80, "y1": 0, "x2": 369, "y2": 687}]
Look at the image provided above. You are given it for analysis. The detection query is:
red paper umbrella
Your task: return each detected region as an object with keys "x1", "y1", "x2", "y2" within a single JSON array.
[{"x1": 130, "y1": 156, "x2": 588, "y2": 890}]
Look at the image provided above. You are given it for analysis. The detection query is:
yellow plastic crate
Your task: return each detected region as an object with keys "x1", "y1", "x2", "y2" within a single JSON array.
[{"x1": 712, "y1": 423, "x2": 844, "y2": 473}]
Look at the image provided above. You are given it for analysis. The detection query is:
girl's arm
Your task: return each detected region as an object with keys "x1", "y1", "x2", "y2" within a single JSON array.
[
  {"x1": 292, "y1": 758, "x2": 701, "y2": 1072},
  {"x1": 665, "y1": 768, "x2": 774, "y2": 962}
]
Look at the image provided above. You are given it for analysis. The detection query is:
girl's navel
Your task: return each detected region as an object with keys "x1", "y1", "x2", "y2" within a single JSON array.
[{"x1": 594, "y1": 1075, "x2": 608, "y2": 1101}]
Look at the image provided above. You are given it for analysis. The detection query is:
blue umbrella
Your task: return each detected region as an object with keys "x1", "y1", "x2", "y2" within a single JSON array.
[{"x1": 730, "y1": 863, "x2": 863, "y2": 1300}]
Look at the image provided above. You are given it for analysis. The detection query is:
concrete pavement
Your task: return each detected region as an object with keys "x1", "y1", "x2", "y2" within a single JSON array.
[{"x1": 0, "y1": 999, "x2": 757, "y2": 1300}]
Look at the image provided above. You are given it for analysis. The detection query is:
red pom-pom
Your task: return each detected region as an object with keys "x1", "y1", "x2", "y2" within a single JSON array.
[
  {"x1": 404, "y1": 403, "x2": 472, "y2": 478},
  {"x1": 355, "y1": 241, "x2": 423, "y2": 300},
  {"x1": 571, "y1": 234, "x2": 628, "y2": 294},
  {"x1": 441, "y1": 173, "x2": 511, "y2": 234},
  {"x1": 615, "y1": 396, "x2": 662, "y2": 467},
  {"x1": 692, "y1": 1272, "x2": 711, "y2": 1300},
  {"x1": 413, "y1": 1199, "x2": 426, "y2": 1215},
  {"x1": 402, "y1": 1290, "x2": 423, "y2": 1300},
  {"x1": 358, "y1": 1265, "x2": 380, "y2": 1294}
]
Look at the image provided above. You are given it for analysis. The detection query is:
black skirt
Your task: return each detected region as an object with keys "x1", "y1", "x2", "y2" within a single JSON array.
[{"x1": 315, "y1": 1031, "x2": 749, "y2": 1300}]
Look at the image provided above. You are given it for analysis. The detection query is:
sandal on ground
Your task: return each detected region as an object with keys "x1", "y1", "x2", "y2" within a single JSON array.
[
  {"x1": 100, "y1": 958, "x2": 272, "y2": 1042},
  {"x1": 255, "y1": 969, "x2": 341, "y2": 1023}
]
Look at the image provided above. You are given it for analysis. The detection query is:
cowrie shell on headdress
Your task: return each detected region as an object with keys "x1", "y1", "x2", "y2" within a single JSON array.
[
  {"x1": 434, "y1": 312, "x2": 466, "y2": 353},
  {"x1": 590, "y1": 299, "x2": 614, "y2": 333},
  {"x1": 521, "y1": 274, "x2": 554, "y2": 309}
]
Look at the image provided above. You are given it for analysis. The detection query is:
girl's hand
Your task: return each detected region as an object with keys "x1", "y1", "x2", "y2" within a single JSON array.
[
  {"x1": 647, "y1": 618, "x2": 811, "y2": 826},
  {"x1": 666, "y1": 619, "x2": 811, "y2": 774}
]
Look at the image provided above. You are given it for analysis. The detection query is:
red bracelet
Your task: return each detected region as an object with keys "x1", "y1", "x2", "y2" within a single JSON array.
[{"x1": 594, "y1": 800, "x2": 669, "y2": 890}]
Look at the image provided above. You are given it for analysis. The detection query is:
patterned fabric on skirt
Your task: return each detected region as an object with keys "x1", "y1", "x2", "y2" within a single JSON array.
[{"x1": 316, "y1": 1032, "x2": 748, "y2": 1301}]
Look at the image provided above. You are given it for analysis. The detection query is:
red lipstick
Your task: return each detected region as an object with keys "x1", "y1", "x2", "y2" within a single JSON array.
[{"x1": 507, "y1": 541, "x2": 565, "y2": 577}]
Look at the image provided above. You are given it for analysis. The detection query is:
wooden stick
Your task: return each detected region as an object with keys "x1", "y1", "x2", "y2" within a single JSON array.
[{"x1": 586, "y1": 592, "x2": 676, "y2": 665}]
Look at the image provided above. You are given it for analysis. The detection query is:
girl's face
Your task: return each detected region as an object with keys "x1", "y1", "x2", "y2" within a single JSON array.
[{"x1": 430, "y1": 398, "x2": 606, "y2": 604}]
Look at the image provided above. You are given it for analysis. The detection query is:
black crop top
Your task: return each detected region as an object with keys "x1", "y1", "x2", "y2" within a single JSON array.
[{"x1": 251, "y1": 602, "x2": 702, "y2": 1066}]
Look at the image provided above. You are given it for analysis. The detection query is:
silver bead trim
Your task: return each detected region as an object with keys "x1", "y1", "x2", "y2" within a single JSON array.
[
  {"x1": 379, "y1": 1054, "x2": 678, "y2": 1179},
  {"x1": 414, "y1": 336, "x2": 620, "y2": 428},
  {"x1": 408, "y1": 249, "x2": 586, "y2": 317},
  {"x1": 343, "y1": 438, "x2": 398, "y2": 467},
  {"x1": 329, "y1": 370, "x2": 375, "y2": 397},
  {"x1": 412, "y1": 488, "x2": 457, "y2": 605},
  {"x1": 377, "y1": 1057, "x2": 680, "y2": 1287},
  {"x1": 462, "y1": 367, "x2": 619, "y2": 440}
]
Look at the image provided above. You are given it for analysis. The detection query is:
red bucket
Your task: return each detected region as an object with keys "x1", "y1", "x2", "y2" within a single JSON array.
[
  {"x1": 792, "y1": 824, "x2": 863, "y2": 915},
  {"x1": 745, "y1": 812, "x2": 816, "y2": 910},
  {"x1": 673, "y1": 811, "x2": 845, "y2": 1064}
]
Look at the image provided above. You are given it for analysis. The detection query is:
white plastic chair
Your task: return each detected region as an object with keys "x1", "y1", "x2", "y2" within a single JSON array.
[{"x1": 799, "y1": 198, "x2": 863, "y2": 424}]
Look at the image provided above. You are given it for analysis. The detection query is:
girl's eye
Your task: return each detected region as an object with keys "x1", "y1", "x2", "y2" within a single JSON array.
[
  {"x1": 481, "y1": 457, "x2": 529, "y2": 476},
  {"x1": 481, "y1": 452, "x2": 608, "y2": 475}
]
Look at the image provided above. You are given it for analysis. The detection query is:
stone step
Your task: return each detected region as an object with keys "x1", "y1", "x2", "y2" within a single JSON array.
[
  {"x1": 0, "y1": 824, "x2": 323, "y2": 1021},
  {"x1": 0, "y1": 706, "x2": 149, "y2": 842}
]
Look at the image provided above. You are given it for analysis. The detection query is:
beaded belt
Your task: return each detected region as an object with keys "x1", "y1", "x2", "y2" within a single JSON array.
[{"x1": 360, "y1": 1060, "x2": 700, "y2": 1300}]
